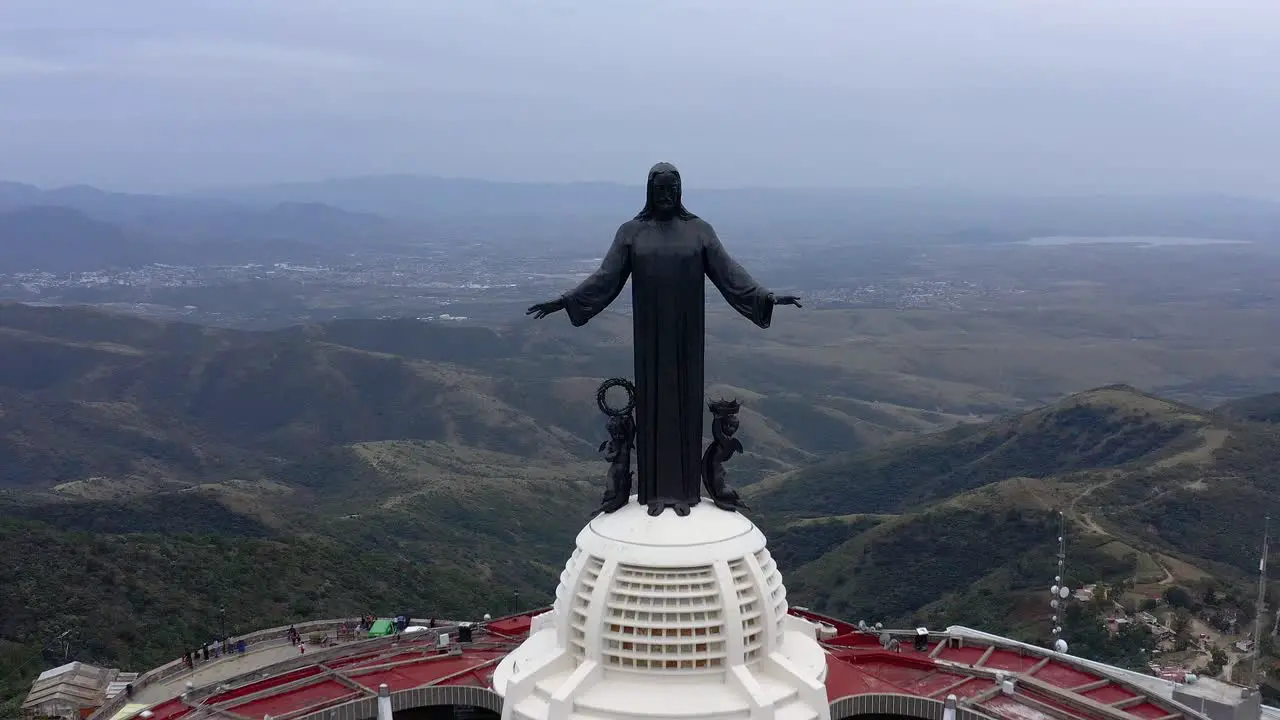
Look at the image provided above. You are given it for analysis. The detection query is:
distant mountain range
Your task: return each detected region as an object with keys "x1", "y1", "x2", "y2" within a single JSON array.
[
  {"x1": 0, "y1": 206, "x2": 146, "y2": 273},
  {"x1": 2, "y1": 176, "x2": 1277, "y2": 268},
  {"x1": 194, "y1": 175, "x2": 1280, "y2": 241},
  {"x1": 0, "y1": 181, "x2": 414, "y2": 272},
  {"x1": 0, "y1": 181, "x2": 236, "y2": 223}
]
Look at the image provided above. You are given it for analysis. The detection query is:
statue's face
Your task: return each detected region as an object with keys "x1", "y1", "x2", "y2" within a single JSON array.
[
  {"x1": 650, "y1": 172, "x2": 679, "y2": 215},
  {"x1": 724, "y1": 416, "x2": 740, "y2": 435},
  {"x1": 609, "y1": 414, "x2": 633, "y2": 440}
]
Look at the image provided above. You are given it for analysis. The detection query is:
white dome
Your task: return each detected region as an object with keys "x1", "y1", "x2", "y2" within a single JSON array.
[
  {"x1": 494, "y1": 499, "x2": 829, "y2": 720},
  {"x1": 554, "y1": 502, "x2": 787, "y2": 672}
]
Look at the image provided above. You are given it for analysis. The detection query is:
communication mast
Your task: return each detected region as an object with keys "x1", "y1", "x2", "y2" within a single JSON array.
[{"x1": 1050, "y1": 511, "x2": 1070, "y2": 653}]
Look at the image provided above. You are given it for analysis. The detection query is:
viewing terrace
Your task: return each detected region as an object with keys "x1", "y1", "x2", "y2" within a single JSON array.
[{"x1": 81, "y1": 609, "x2": 1260, "y2": 720}]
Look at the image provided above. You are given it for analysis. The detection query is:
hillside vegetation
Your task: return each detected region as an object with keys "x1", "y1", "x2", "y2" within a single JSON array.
[
  {"x1": 0, "y1": 514, "x2": 522, "y2": 717},
  {"x1": 0, "y1": 303, "x2": 972, "y2": 495},
  {"x1": 758, "y1": 384, "x2": 1279, "y2": 647},
  {"x1": 751, "y1": 385, "x2": 1208, "y2": 516}
]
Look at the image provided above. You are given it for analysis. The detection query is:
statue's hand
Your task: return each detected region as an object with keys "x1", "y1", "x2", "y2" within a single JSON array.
[
  {"x1": 526, "y1": 298, "x2": 566, "y2": 319},
  {"x1": 770, "y1": 294, "x2": 803, "y2": 309}
]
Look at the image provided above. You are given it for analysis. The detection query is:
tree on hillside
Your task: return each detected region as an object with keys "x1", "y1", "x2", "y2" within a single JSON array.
[
  {"x1": 1165, "y1": 585, "x2": 1196, "y2": 610},
  {"x1": 1172, "y1": 609, "x2": 1192, "y2": 636},
  {"x1": 1208, "y1": 647, "x2": 1229, "y2": 677},
  {"x1": 1260, "y1": 635, "x2": 1276, "y2": 658}
]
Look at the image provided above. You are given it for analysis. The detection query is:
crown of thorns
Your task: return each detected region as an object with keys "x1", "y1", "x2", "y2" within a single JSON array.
[{"x1": 596, "y1": 377, "x2": 636, "y2": 417}]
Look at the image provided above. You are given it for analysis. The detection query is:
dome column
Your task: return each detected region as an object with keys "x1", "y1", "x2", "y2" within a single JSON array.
[{"x1": 713, "y1": 559, "x2": 747, "y2": 663}]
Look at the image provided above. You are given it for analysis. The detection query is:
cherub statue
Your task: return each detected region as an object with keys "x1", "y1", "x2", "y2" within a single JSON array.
[
  {"x1": 595, "y1": 412, "x2": 635, "y2": 515},
  {"x1": 702, "y1": 398, "x2": 748, "y2": 512}
]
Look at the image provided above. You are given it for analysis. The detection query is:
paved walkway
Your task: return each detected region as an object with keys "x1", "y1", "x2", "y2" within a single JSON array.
[{"x1": 134, "y1": 640, "x2": 318, "y2": 707}]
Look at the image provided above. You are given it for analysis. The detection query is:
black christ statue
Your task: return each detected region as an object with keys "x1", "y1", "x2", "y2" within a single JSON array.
[{"x1": 528, "y1": 162, "x2": 800, "y2": 517}]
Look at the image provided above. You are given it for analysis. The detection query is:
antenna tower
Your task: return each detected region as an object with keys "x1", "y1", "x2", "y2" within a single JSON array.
[{"x1": 1050, "y1": 511, "x2": 1070, "y2": 650}]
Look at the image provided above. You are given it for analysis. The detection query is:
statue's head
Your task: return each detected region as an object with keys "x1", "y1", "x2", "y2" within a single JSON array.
[
  {"x1": 708, "y1": 398, "x2": 741, "y2": 435},
  {"x1": 636, "y1": 162, "x2": 696, "y2": 221},
  {"x1": 723, "y1": 414, "x2": 740, "y2": 436},
  {"x1": 607, "y1": 413, "x2": 633, "y2": 440},
  {"x1": 649, "y1": 164, "x2": 680, "y2": 217}
]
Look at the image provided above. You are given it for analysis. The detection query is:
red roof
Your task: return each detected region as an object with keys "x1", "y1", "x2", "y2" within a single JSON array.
[
  {"x1": 125, "y1": 609, "x2": 1195, "y2": 720},
  {"x1": 812, "y1": 617, "x2": 1191, "y2": 720},
  {"x1": 199, "y1": 637, "x2": 514, "y2": 720}
]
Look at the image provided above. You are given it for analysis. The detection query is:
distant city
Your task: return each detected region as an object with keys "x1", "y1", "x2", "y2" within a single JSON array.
[{"x1": 0, "y1": 252, "x2": 1013, "y2": 328}]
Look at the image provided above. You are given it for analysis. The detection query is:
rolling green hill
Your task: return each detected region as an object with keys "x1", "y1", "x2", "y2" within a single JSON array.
[
  {"x1": 0, "y1": 302, "x2": 970, "y2": 496},
  {"x1": 0, "y1": 436, "x2": 598, "y2": 716},
  {"x1": 749, "y1": 385, "x2": 1210, "y2": 516},
  {"x1": 771, "y1": 479, "x2": 1134, "y2": 636},
  {"x1": 0, "y1": 516, "x2": 522, "y2": 717},
  {"x1": 758, "y1": 384, "x2": 1279, "y2": 653}
]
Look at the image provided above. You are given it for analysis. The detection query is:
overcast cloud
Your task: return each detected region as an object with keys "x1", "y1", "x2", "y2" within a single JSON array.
[{"x1": 1, "y1": 0, "x2": 1277, "y2": 196}]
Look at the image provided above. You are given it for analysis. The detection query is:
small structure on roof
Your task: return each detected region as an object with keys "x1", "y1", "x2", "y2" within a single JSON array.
[
  {"x1": 22, "y1": 662, "x2": 123, "y2": 720},
  {"x1": 1174, "y1": 676, "x2": 1261, "y2": 720}
]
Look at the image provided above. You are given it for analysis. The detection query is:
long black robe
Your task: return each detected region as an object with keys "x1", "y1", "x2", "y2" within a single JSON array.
[{"x1": 562, "y1": 215, "x2": 773, "y2": 508}]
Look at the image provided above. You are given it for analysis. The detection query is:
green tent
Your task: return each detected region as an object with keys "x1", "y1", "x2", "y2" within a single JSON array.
[{"x1": 367, "y1": 619, "x2": 395, "y2": 638}]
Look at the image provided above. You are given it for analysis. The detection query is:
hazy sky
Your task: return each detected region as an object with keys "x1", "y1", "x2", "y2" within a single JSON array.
[{"x1": 2, "y1": 1, "x2": 1278, "y2": 196}]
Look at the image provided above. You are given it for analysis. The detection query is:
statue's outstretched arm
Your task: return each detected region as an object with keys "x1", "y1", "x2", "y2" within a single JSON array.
[
  {"x1": 703, "y1": 224, "x2": 774, "y2": 329},
  {"x1": 562, "y1": 225, "x2": 633, "y2": 327}
]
